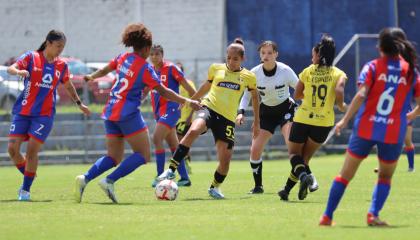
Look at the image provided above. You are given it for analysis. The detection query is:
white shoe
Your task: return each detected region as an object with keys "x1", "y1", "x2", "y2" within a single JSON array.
[
  {"x1": 75, "y1": 175, "x2": 87, "y2": 203},
  {"x1": 98, "y1": 178, "x2": 118, "y2": 203},
  {"x1": 208, "y1": 187, "x2": 225, "y2": 199},
  {"x1": 157, "y1": 169, "x2": 176, "y2": 181},
  {"x1": 18, "y1": 189, "x2": 30, "y2": 201},
  {"x1": 309, "y1": 174, "x2": 319, "y2": 192}
]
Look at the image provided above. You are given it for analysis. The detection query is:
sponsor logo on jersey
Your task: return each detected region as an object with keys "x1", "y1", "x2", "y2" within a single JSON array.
[
  {"x1": 217, "y1": 81, "x2": 240, "y2": 90},
  {"x1": 369, "y1": 115, "x2": 394, "y2": 125}
]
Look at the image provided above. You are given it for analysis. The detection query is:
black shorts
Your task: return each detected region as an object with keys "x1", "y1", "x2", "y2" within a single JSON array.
[
  {"x1": 176, "y1": 121, "x2": 191, "y2": 136},
  {"x1": 289, "y1": 122, "x2": 332, "y2": 144},
  {"x1": 196, "y1": 106, "x2": 235, "y2": 149},
  {"x1": 260, "y1": 99, "x2": 297, "y2": 134}
]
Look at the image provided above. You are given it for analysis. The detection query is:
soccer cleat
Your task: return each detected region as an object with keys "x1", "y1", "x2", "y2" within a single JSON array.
[
  {"x1": 18, "y1": 189, "x2": 31, "y2": 201},
  {"x1": 208, "y1": 187, "x2": 225, "y2": 199},
  {"x1": 157, "y1": 169, "x2": 176, "y2": 181},
  {"x1": 151, "y1": 177, "x2": 159, "y2": 188},
  {"x1": 278, "y1": 189, "x2": 289, "y2": 201},
  {"x1": 75, "y1": 175, "x2": 87, "y2": 203},
  {"x1": 248, "y1": 186, "x2": 264, "y2": 194},
  {"x1": 177, "y1": 179, "x2": 192, "y2": 187},
  {"x1": 408, "y1": 168, "x2": 415, "y2": 173},
  {"x1": 98, "y1": 178, "x2": 118, "y2": 204},
  {"x1": 309, "y1": 174, "x2": 319, "y2": 192},
  {"x1": 319, "y1": 214, "x2": 334, "y2": 226},
  {"x1": 367, "y1": 213, "x2": 389, "y2": 227},
  {"x1": 298, "y1": 174, "x2": 313, "y2": 200}
]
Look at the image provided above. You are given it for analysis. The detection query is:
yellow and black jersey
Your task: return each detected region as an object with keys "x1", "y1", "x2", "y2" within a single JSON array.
[
  {"x1": 201, "y1": 63, "x2": 257, "y2": 122},
  {"x1": 293, "y1": 64, "x2": 347, "y2": 127}
]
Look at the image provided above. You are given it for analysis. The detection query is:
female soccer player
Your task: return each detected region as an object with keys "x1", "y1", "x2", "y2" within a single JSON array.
[
  {"x1": 175, "y1": 61, "x2": 196, "y2": 174},
  {"x1": 74, "y1": 23, "x2": 201, "y2": 203},
  {"x1": 320, "y1": 27, "x2": 420, "y2": 226},
  {"x1": 148, "y1": 45, "x2": 196, "y2": 188},
  {"x1": 236, "y1": 40, "x2": 299, "y2": 194},
  {"x1": 278, "y1": 35, "x2": 347, "y2": 201},
  {"x1": 7, "y1": 30, "x2": 90, "y2": 201},
  {"x1": 359, "y1": 28, "x2": 416, "y2": 173},
  {"x1": 158, "y1": 38, "x2": 260, "y2": 199}
]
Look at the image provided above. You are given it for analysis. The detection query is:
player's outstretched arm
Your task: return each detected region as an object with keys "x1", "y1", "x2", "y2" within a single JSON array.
[
  {"x1": 7, "y1": 63, "x2": 29, "y2": 78},
  {"x1": 180, "y1": 79, "x2": 197, "y2": 97},
  {"x1": 154, "y1": 84, "x2": 201, "y2": 111},
  {"x1": 335, "y1": 76, "x2": 347, "y2": 112},
  {"x1": 190, "y1": 81, "x2": 211, "y2": 101},
  {"x1": 84, "y1": 64, "x2": 113, "y2": 82},
  {"x1": 250, "y1": 89, "x2": 260, "y2": 138},
  {"x1": 335, "y1": 85, "x2": 367, "y2": 135},
  {"x1": 64, "y1": 80, "x2": 91, "y2": 116}
]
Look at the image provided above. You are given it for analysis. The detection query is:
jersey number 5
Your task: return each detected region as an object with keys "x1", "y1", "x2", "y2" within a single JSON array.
[
  {"x1": 376, "y1": 87, "x2": 394, "y2": 116},
  {"x1": 311, "y1": 84, "x2": 327, "y2": 107}
]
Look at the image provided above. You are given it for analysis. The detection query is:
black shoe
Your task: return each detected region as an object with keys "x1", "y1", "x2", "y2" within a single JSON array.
[
  {"x1": 248, "y1": 186, "x2": 264, "y2": 194},
  {"x1": 298, "y1": 174, "x2": 313, "y2": 200},
  {"x1": 278, "y1": 189, "x2": 289, "y2": 201}
]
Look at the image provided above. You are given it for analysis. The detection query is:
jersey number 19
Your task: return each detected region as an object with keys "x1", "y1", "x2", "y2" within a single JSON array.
[{"x1": 311, "y1": 84, "x2": 327, "y2": 107}]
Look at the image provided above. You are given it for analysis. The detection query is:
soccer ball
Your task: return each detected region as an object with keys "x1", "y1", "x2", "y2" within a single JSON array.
[{"x1": 155, "y1": 179, "x2": 178, "y2": 201}]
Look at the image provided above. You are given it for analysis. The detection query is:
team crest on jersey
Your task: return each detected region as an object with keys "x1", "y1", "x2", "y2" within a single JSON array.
[
  {"x1": 160, "y1": 75, "x2": 167, "y2": 82},
  {"x1": 217, "y1": 81, "x2": 240, "y2": 90},
  {"x1": 55, "y1": 70, "x2": 61, "y2": 79}
]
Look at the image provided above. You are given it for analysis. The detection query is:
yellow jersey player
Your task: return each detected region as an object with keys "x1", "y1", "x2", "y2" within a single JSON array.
[
  {"x1": 175, "y1": 61, "x2": 196, "y2": 173},
  {"x1": 158, "y1": 38, "x2": 260, "y2": 199},
  {"x1": 278, "y1": 35, "x2": 347, "y2": 201}
]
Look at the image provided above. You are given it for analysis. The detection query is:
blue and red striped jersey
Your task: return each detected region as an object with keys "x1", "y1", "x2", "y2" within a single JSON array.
[
  {"x1": 150, "y1": 61, "x2": 185, "y2": 117},
  {"x1": 13, "y1": 51, "x2": 69, "y2": 117},
  {"x1": 102, "y1": 52, "x2": 161, "y2": 121},
  {"x1": 354, "y1": 56, "x2": 420, "y2": 144}
]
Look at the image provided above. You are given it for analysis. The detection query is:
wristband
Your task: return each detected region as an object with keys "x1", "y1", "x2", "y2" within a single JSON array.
[
  {"x1": 76, "y1": 100, "x2": 82, "y2": 106},
  {"x1": 237, "y1": 109, "x2": 245, "y2": 115}
]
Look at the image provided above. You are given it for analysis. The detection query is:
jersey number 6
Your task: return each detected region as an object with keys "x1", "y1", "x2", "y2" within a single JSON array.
[{"x1": 376, "y1": 87, "x2": 395, "y2": 116}]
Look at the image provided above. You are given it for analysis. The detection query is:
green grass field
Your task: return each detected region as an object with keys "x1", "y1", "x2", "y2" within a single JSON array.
[{"x1": 0, "y1": 155, "x2": 419, "y2": 240}]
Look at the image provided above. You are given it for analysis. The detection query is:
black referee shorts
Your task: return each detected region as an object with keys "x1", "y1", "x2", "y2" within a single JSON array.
[{"x1": 259, "y1": 99, "x2": 297, "y2": 134}]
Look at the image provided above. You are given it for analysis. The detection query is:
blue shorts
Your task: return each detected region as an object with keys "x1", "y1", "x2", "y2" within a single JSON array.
[
  {"x1": 9, "y1": 114, "x2": 54, "y2": 143},
  {"x1": 155, "y1": 107, "x2": 180, "y2": 129},
  {"x1": 347, "y1": 134, "x2": 403, "y2": 163},
  {"x1": 105, "y1": 113, "x2": 147, "y2": 138}
]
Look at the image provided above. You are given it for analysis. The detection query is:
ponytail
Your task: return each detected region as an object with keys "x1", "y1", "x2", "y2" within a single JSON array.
[
  {"x1": 313, "y1": 34, "x2": 336, "y2": 67},
  {"x1": 37, "y1": 41, "x2": 47, "y2": 51},
  {"x1": 398, "y1": 39, "x2": 418, "y2": 71},
  {"x1": 386, "y1": 27, "x2": 419, "y2": 71}
]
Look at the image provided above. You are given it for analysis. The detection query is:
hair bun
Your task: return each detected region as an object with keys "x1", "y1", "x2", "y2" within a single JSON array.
[{"x1": 233, "y1": 37, "x2": 244, "y2": 46}]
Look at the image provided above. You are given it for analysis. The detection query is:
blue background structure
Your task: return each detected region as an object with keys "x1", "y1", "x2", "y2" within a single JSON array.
[{"x1": 227, "y1": 0, "x2": 420, "y2": 99}]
